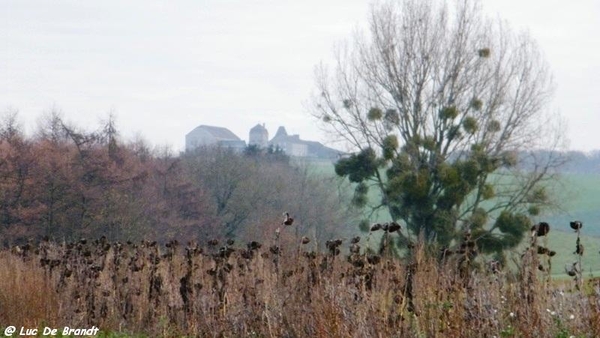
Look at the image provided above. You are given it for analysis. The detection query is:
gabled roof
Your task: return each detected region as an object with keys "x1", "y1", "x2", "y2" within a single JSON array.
[
  {"x1": 268, "y1": 126, "x2": 345, "y2": 159},
  {"x1": 188, "y1": 125, "x2": 241, "y2": 141},
  {"x1": 250, "y1": 123, "x2": 268, "y2": 133},
  {"x1": 274, "y1": 126, "x2": 288, "y2": 138},
  {"x1": 303, "y1": 140, "x2": 344, "y2": 158},
  {"x1": 270, "y1": 126, "x2": 289, "y2": 144}
]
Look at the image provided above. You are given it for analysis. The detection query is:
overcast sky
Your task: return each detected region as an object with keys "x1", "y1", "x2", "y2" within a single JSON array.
[{"x1": 2, "y1": 0, "x2": 599, "y2": 152}]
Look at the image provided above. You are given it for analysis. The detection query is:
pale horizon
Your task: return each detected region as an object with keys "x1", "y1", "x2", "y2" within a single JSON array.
[{"x1": 2, "y1": 0, "x2": 599, "y2": 152}]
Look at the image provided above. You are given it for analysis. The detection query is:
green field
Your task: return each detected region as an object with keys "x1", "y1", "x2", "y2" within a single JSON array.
[
  {"x1": 543, "y1": 173, "x2": 600, "y2": 236},
  {"x1": 539, "y1": 174, "x2": 600, "y2": 276},
  {"x1": 301, "y1": 158, "x2": 600, "y2": 276}
]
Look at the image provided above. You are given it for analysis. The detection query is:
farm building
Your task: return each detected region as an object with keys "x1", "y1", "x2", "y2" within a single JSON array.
[
  {"x1": 268, "y1": 126, "x2": 342, "y2": 159},
  {"x1": 185, "y1": 125, "x2": 246, "y2": 152},
  {"x1": 186, "y1": 123, "x2": 343, "y2": 159}
]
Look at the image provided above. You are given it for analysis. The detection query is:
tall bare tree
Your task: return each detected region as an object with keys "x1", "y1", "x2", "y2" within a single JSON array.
[{"x1": 312, "y1": 0, "x2": 566, "y2": 254}]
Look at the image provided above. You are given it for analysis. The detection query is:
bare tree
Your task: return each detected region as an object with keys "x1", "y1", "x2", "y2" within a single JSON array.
[{"x1": 312, "y1": 0, "x2": 567, "y2": 254}]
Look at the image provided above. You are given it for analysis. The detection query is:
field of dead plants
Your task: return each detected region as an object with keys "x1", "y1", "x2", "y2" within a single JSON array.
[{"x1": 1, "y1": 226, "x2": 599, "y2": 338}]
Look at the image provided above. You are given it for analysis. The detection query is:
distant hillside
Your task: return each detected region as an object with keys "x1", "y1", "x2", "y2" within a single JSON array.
[
  {"x1": 304, "y1": 154, "x2": 600, "y2": 275},
  {"x1": 535, "y1": 150, "x2": 600, "y2": 174},
  {"x1": 541, "y1": 173, "x2": 600, "y2": 236}
]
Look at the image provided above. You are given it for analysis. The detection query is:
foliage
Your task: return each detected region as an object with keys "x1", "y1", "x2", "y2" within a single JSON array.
[
  {"x1": 182, "y1": 146, "x2": 358, "y2": 243},
  {"x1": 0, "y1": 110, "x2": 357, "y2": 245},
  {"x1": 312, "y1": 0, "x2": 567, "y2": 254},
  {"x1": 1, "y1": 109, "x2": 210, "y2": 242},
  {"x1": 244, "y1": 143, "x2": 290, "y2": 164}
]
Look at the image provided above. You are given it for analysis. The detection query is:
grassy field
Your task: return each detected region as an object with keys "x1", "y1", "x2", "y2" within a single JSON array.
[
  {"x1": 544, "y1": 173, "x2": 600, "y2": 236},
  {"x1": 301, "y1": 159, "x2": 600, "y2": 276},
  {"x1": 507, "y1": 171, "x2": 600, "y2": 277},
  {"x1": 0, "y1": 160, "x2": 597, "y2": 336},
  {"x1": 1, "y1": 238, "x2": 599, "y2": 337}
]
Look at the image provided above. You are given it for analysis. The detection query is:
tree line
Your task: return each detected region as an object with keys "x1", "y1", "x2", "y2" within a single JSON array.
[{"x1": 0, "y1": 110, "x2": 358, "y2": 246}]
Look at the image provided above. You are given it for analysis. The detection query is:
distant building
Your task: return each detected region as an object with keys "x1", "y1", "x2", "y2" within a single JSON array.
[
  {"x1": 185, "y1": 125, "x2": 246, "y2": 152},
  {"x1": 269, "y1": 126, "x2": 308, "y2": 157},
  {"x1": 269, "y1": 126, "x2": 342, "y2": 159},
  {"x1": 185, "y1": 123, "x2": 343, "y2": 159},
  {"x1": 249, "y1": 123, "x2": 269, "y2": 148}
]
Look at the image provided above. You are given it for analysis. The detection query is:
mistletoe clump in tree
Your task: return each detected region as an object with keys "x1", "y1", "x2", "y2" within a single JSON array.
[{"x1": 313, "y1": 0, "x2": 566, "y2": 255}]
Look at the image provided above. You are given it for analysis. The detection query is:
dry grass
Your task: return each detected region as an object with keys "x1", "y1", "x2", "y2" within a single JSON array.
[
  {"x1": 1, "y1": 236, "x2": 599, "y2": 338},
  {"x1": 0, "y1": 251, "x2": 60, "y2": 327}
]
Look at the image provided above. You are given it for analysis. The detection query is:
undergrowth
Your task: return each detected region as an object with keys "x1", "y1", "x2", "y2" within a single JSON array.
[{"x1": 0, "y1": 234, "x2": 599, "y2": 337}]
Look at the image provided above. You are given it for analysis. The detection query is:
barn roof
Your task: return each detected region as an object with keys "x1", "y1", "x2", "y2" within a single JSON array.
[{"x1": 188, "y1": 125, "x2": 241, "y2": 141}]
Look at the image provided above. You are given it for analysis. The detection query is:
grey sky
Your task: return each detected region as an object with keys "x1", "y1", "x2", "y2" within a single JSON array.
[{"x1": 2, "y1": 0, "x2": 599, "y2": 152}]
